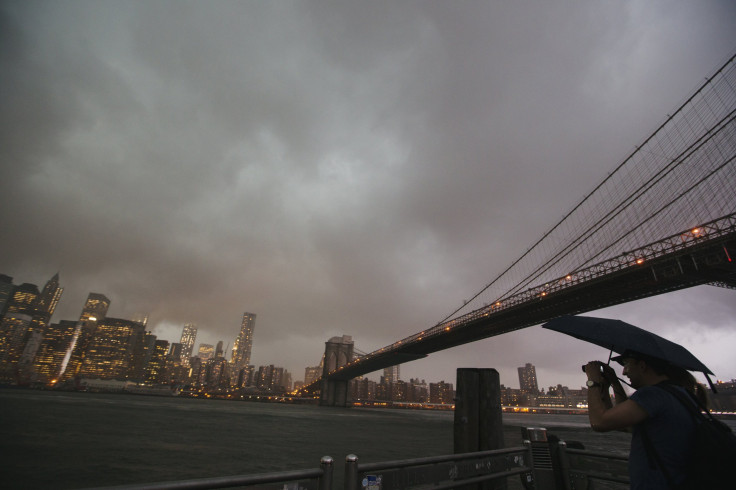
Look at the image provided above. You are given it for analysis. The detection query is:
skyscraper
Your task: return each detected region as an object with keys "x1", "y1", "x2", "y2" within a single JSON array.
[
  {"x1": 79, "y1": 293, "x2": 111, "y2": 322},
  {"x1": 32, "y1": 320, "x2": 77, "y2": 382},
  {"x1": 36, "y1": 273, "x2": 63, "y2": 319},
  {"x1": 0, "y1": 283, "x2": 41, "y2": 381},
  {"x1": 230, "y1": 312, "x2": 256, "y2": 382},
  {"x1": 79, "y1": 317, "x2": 145, "y2": 380},
  {"x1": 0, "y1": 273, "x2": 63, "y2": 383},
  {"x1": 60, "y1": 293, "x2": 111, "y2": 380},
  {"x1": 179, "y1": 324, "x2": 197, "y2": 365},
  {"x1": 144, "y1": 339, "x2": 170, "y2": 384},
  {"x1": 518, "y1": 363, "x2": 539, "y2": 394}
]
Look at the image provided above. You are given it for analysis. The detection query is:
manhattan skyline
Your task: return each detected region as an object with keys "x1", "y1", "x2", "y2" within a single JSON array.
[
  {"x1": 2, "y1": 2, "x2": 735, "y2": 390},
  {"x1": 2, "y1": 269, "x2": 734, "y2": 391}
]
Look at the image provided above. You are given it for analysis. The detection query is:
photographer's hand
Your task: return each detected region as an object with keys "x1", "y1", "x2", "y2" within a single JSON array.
[
  {"x1": 584, "y1": 361, "x2": 607, "y2": 385},
  {"x1": 601, "y1": 363, "x2": 627, "y2": 403}
]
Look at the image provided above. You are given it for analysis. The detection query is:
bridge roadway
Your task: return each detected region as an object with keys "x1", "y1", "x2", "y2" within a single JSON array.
[{"x1": 321, "y1": 214, "x2": 736, "y2": 384}]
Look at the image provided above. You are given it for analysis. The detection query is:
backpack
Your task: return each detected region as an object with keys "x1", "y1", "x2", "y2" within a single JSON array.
[{"x1": 642, "y1": 383, "x2": 736, "y2": 489}]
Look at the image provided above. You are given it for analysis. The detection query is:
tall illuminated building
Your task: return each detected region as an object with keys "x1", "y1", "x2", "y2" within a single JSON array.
[
  {"x1": 36, "y1": 273, "x2": 63, "y2": 319},
  {"x1": 144, "y1": 339, "x2": 169, "y2": 384},
  {"x1": 132, "y1": 332, "x2": 158, "y2": 381},
  {"x1": 60, "y1": 293, "x2": 111, "y2": 380},
  {"x1": 79, "y1": 293, "x2": 111, "y2": 322},
  {"x1": 33, "y1": 320, "x2": 78, "y2": 383},
  {"x1": 0, "y1": 283, "x2": 40, "y2": 381},
  {"x1": 179, "y1": 324, "x2": 197, "y2": 365},
  {"x1": 230, "y1": 312, "x2": 256, "y2": 383},
  {"x1": 0, "y1": 273, "x2": 64, "y2": 383},
  {"x1": 0, "y1": 311, "x2": 32, "y2": 382},
  {"x1": 79, "y1": 317, "x2": 145, "y2": 380},
  {"x1": 518, "y1": 363, "x2": 539, "y2": 394}
]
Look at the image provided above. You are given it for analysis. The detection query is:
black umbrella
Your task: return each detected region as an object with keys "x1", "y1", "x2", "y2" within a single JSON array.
[{"x1": 542, "y1": 315, "x2": 713, "y2": 376}]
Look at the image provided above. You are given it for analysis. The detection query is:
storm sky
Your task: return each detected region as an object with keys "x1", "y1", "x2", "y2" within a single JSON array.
[{"x1": 2, "y1": 1, "x2": 735, "y2": 390}]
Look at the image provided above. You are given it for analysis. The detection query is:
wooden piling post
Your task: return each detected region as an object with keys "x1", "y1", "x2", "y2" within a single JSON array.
[{"x1": 454, "y1": 368, "x2": 506, "y2": 490}]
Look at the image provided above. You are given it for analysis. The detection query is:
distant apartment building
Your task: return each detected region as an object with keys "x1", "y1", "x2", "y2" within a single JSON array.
[
  {"x1": 384, "y1": 365, "x2": 400, "y2": 384},
  {"x1": 304, "y1": 365, "x2": 322, "y2": 386},
  {"x1": 407, "y1": 378, "x2": 429, "y2": 403},
  {"x1": 201, "y1": 357, "x2": 229, "y2": 389},
  {"x1": 429, "y1": 381, "x2": 454, "y2": 404},
  {"x1": 500, "y1": 385, "x2": 524, "y2": 406},
  {"x1": 351, "y1": 377, "x2": 377, "y2": 400},
  {"x1": 518, "y1": 363, "x2": 539, "y2": 394},
  {"x1": 255, "y1": 364, "x2": 290, "y2": 392}
]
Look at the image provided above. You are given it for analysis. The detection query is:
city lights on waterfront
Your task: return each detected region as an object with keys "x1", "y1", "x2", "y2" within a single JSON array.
[{"x1": 2, "y1": 271, "x2": 735, "y2": 412}]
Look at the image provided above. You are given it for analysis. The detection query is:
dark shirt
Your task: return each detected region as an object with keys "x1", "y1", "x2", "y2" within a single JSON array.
[{"x1": 629, "y1": 384, "x2": 695, "y2": 489}]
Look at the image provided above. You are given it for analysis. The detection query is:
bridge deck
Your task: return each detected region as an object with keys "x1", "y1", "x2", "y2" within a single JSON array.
[{"x1": 324, "y1": 218, "x2": 735, "y2": 382}]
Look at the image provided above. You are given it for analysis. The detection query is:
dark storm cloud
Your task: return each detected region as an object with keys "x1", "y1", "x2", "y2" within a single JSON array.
[{"x1": 1, "y1": 1, "x2": 734, "y2": 388}]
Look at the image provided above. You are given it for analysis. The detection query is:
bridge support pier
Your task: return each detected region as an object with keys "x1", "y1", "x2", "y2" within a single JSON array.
[
  {"x1": 319, "y1": 335, "x2": 354, "y2": 407},
  {"x1": 320, "y1": 378, "x2": 350, "y2": 407}
]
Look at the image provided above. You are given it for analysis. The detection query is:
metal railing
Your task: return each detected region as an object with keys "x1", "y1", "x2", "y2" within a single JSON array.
[
  {"x1": 557, "y1": 444, "x2": 630, "y2": 489},
  {"x1": 344, "y1": 445, "x2": 534, "y2": 490},
  {"x1": 83, "y1": 428, "x2": 630, "y2": 490},
  {"x1": 82, "y1": 456, "x2": 334, "y2": 490}
]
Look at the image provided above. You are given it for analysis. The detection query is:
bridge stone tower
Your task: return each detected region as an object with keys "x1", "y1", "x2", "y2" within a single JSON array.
[{"x1": 319, "y1": 335, "x2": 354, "y2": 407}]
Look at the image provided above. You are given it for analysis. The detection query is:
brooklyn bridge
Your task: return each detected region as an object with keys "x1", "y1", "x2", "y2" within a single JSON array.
[{"x1": 306, "y1": 53, "x2": 736, "y2": 406}]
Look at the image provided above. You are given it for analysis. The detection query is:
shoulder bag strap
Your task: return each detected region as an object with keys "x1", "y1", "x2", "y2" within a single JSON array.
[
  {"x1": 655, "y1": 382, "x2": 714, "y2": 424},
  {"x1": 640, "y1": 424, "x2": 678, "y2": 489}
]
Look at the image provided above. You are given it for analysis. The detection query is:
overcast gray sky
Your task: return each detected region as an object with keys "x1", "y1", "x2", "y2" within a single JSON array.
[{"x1": 2, "y1": 1, "x2": 735, "y2": 390}]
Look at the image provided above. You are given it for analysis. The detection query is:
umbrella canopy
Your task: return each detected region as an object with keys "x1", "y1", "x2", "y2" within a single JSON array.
[{"x1": 542, "y1": 315, "x2": 713, "y2": 375}]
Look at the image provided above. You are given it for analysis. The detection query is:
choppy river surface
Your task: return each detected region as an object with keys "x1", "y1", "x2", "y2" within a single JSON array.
[{"x1": 0, "y1": 389, "x2": 648, "y2": 489}]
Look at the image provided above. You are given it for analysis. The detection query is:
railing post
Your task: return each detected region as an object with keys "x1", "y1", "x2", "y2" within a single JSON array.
[
  {"x1": 556, "y1": 442, "x2": 572, "y2": 490},
  {"x1": 521, "y1": 428, "x2": 557, "y2": 490},
  {"x1": 521, "y1": 439, "x2": 536, "y2": 490},
  {"x1": 345, "y1": 454, "x2": 359, "y2": 490},
  {"x1": 319, "y1": 456, "x2": 334, "y2": 490}
]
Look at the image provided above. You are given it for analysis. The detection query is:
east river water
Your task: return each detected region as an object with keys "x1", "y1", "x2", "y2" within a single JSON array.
[{"x1": 0, "y1": 389, "x2": 674, "y2": 489}]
